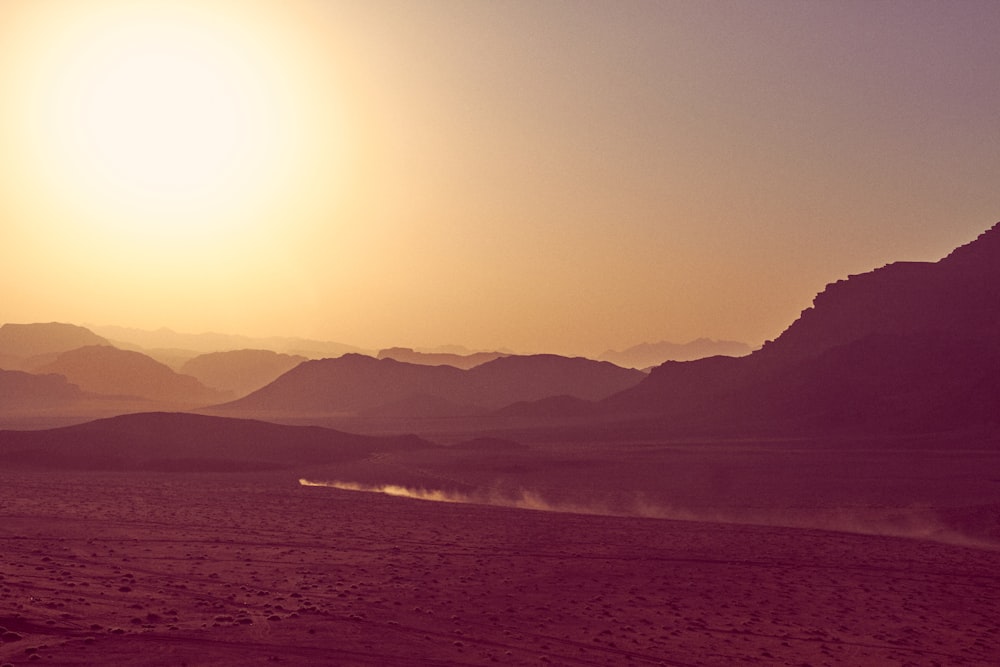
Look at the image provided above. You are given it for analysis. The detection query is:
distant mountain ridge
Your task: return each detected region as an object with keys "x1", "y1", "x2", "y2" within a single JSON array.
[
  {"x1": 376, "y1": 347, "x2": 506, "y2": 369},
  {"x1": 5, "y1": 223, "x2": 998, "y2": 437},
  {"x1": 0, "y1": 322, "x2": 109, "y2": 370},
  {"x1": 215, "y1": 353, "x2": 644, "y2": 418},
  {"x1": 599, "y1": 338, "x2": 752, "y2": 369},
  {"x1": 90, "y1": 325, "x2": 367, "y2": 359}
]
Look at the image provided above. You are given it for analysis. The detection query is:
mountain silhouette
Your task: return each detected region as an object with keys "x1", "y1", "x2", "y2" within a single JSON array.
[
  {"x1": 376, "y1": 347, "x2": 506, "y2": 369},
  {"x1": 0, "y1": 322, "x2": 109, "y2": 370},
  {"x1": 34, "y1": 345, "x2": 228, "y2": 406},
  {"x1": 180, "y1": 349, "x2": 306, "y2": 398},
  {"x1": 603, "y1": 222, "x2": 1000, "y2": 434},
  {"x1": 215, "y1": 353, "x2": 644, "y2": 418},
  {"x1": 219, "y1": 354, "x2": 464, "y2": 416},
  {"x1": 599, "y1": 338, "x2": 752, "y2": 369},
  {"x1": 0, "y1": 412, "x2": 431, "y2": 472},
  {"x1": 465, "y1": 354, "x2": 643, "y2": 405}
]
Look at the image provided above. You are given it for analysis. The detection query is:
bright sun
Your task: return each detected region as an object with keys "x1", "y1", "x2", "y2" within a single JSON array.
[
  {"x1": 3, "y1": 0, "x2": 345, "y2": 247},
  {"x1": 74, "y1": 20, "x2": 265, "y2": 197}
]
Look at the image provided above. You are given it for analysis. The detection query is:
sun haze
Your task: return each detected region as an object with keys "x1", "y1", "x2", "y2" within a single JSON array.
[
  {"x1": 2, "y1": 1, "x2": 1000, "y2": 355},
  {"x1": 42, "y1": 5, "x2": 287, "y2": 220},
  {"x1": 1, "y1": 0, "x2": 351, "y2": 332}
]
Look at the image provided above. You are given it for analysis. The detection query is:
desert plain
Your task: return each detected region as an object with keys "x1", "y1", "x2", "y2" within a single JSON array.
[{"x1": 2, "y1": 435, "x2": 999, "y2": 667}]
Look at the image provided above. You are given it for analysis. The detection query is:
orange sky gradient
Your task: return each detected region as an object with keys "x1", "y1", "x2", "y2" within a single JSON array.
[{"x1": 2, "y1": 0, "x2": 1000, "y2": 356}]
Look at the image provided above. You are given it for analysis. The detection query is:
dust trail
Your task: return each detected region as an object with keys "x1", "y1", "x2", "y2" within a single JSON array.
[
  {"x1": 299, "y1": 478, "x2": 999, "y2": 550},
  {"x1": 300, "y1": 479, "x2": 476, "y2": 505},
  {"x1": 298, "y1": 479, "x2": 630, "y2": 517}
]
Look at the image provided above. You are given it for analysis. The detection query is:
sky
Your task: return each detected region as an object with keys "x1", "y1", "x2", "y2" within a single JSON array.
[{"x1": 2, "y1": 0, "x2": 999, "y2": 357}]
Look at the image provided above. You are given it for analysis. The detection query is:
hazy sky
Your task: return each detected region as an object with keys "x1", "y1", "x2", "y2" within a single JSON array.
[{"x1": 2, "y1": 0, "x2": 999, "y2": 356}]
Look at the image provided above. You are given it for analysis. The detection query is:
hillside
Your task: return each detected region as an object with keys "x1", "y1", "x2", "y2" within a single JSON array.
[
  {"x1": 34, "y1": 345, "x2": 228, "y2": 406},
  {"x1": 180, "y1": 349, "x2": 306, "y2": 397}
]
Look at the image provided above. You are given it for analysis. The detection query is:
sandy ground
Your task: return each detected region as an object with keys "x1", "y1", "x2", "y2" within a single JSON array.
[{"x1": 2, "y1": 464, "x2": 999, "y2": 666}]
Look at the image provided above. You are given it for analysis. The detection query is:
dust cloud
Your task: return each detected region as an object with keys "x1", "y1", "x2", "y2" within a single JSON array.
[{"x1": 299, "y1": 479, "x2": 998, "y2": 550}]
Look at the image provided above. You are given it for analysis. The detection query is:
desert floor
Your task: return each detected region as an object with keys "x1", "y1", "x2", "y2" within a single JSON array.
[{"x1": 2, "y1": 438, "x2": 1000, "y2": 666}]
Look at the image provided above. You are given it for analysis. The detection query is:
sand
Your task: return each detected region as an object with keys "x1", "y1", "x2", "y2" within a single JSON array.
[{"x1": 2, "y1": 464, "x2": 999, "y2": 666}]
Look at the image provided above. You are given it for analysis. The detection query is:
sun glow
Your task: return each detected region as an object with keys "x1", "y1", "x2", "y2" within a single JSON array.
[
  {"x1": 67, "y1": 19, "x2": 274, "y2": 206},
  {"x1": 3, "y1": 0, "x2": 347, "y2": 248}
]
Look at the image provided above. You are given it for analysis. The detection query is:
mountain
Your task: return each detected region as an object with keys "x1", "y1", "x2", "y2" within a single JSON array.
[
  {"x1": 34, "y1": 345, "x2": 228, "y2": 406},
  {"x1": 0, "y1": 322, "x2": 109, "y2": 370},
  {"x1": 376, "y1": 347, "x2": 506, "y2": 369},
  {"x1": 180, "y1": 349, "x2": 307, "y2": 397},
  {"x1": 602, "y1": 222, "x2": 1000, "y2": 435},
  {"x1": 464, "y1": 354, "x2": 643, "y2": 406},
  {"x1": 214, "y1": 353, "x2": 644, "y2": 419},
  {"x1": 219, "y1": 354, "x2": 464, "y2": 416},
  {"x1": 0, "y1": 412, "x2": 431, "y2": 472},
  {"x1": 753, "y1": 224, "x2": 1000, "y2": 365},
  {"x1": 599, "y1": 338, "x2": 752, "y2": 369}
]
